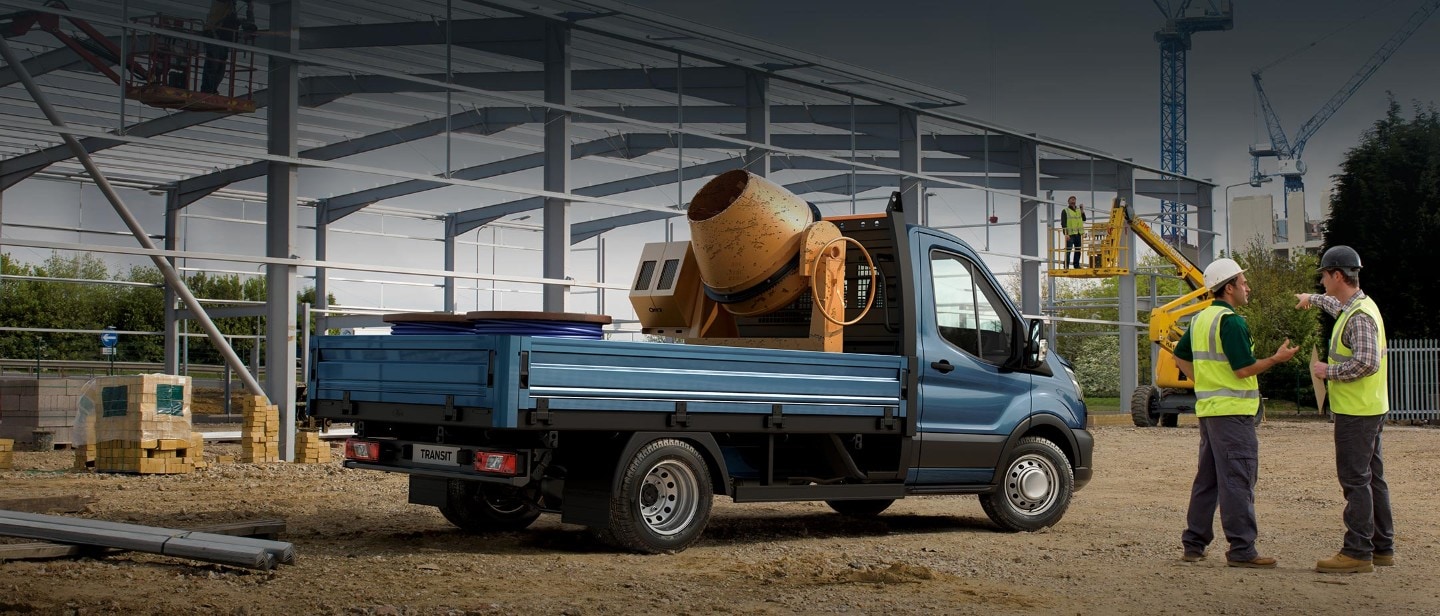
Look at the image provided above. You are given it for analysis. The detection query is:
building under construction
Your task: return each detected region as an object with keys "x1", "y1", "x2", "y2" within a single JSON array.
[{"x1": 0, "y1": 0, "x2": 1217, "y2": 456}]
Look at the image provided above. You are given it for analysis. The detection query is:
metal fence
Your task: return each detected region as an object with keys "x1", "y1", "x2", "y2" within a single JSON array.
[{"x1": 1388, "y1": 339, "x2": 1440, "y2": 422}]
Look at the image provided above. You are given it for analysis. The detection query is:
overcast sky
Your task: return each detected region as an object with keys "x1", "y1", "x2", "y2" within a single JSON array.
[{"x1": 622, "y1": 0, "x2": 1440, "y2": 223}]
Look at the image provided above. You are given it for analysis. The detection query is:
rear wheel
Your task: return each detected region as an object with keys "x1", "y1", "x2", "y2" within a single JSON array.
[
  {"x1": 438, "y1": 480, "x2": 542, "y2": 533},
  {"x1": 601, "y1": 439, "x2": 713, "y2": 554},
  {"x1": 981, "y1": 436, "x2": 1074, "y2": 532},
  {"x1": 825, "y1": 499, "x2": 895, "y2": 518},
  {"x1": 1131, "y1": 385, "x2": 1161, "y2": 427}
]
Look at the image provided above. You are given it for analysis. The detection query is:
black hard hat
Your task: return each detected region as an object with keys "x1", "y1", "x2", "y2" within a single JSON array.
[{"x1": 1319, "y1": 245, "x2": 1362, "y2": 271}]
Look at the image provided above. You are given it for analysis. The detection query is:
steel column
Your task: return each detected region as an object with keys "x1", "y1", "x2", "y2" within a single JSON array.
[
  {"x1": 541, "y1": 22, "x2": 571, "y2": 311},
  {"x1": 898, "y1": 109, "x2": 921, "y2": 226},
  {"x1": 1117, "y1": 165, "x2": 1138, "y2": 404},
  {"x1": 265, "y1": 1, "x2": 300, "y2": 462},
  {"x1": 1018, "y1": 140, "x2": 1040, "y2": 316}
]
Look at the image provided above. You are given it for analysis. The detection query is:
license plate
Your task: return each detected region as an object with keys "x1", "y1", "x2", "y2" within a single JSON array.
[{"x1": 412, "y1": 444, "x2": 461, "y2": 467}]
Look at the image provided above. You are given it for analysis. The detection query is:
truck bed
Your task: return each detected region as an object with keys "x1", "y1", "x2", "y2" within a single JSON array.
[{"x1": 310, "y1": 335, "x2": 908, "y2": 431}]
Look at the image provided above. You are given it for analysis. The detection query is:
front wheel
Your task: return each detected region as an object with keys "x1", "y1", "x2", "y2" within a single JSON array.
[
  {"x1": 980, "y1": 436, "x2": 1074, "y2": 532},
  {"x1": 438, "y1": 480, "x2": 542, "y2": 533},
  {"x1": 602, "y1": 439, "x2": 713, "y2": 554}
]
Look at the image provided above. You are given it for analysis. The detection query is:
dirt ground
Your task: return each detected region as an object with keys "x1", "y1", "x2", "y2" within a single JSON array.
[{"x1": 2, "y1": 417, "x2": 1438, "y2": 616}]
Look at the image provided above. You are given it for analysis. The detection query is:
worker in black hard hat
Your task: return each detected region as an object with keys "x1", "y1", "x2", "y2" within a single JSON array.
[{"x1": 1294, "y1": 245, "x2": 1393, "y2": 574}]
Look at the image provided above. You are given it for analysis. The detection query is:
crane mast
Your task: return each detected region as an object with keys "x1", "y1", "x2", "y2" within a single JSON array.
[{"x1": 1154, "y1": 0, "x2": 1233, "y2": 242}]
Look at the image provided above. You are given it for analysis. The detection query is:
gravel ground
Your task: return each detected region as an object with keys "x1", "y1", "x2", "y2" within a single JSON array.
[{"x1": 2, "y1": 419, "x2": 1438, "y2": 615}]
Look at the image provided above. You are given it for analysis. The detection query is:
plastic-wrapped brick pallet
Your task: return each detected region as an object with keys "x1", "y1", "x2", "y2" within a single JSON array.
[{"x1": 71, "y1": 375, "x2": 199, "y2": 474}]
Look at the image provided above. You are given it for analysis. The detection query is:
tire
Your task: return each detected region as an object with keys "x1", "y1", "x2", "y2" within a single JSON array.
[
  {"x1": 980, "y1": 436, "x2": 1075, "y2": 532},
  {"x1": 1131, "y1": 385, "x2": 1161, "y2": 427},
  {"x1": 825, "y1": 499, "x2": 895, "y2": 518},
  {"x1": 602, "y1": 439, "x2": 713, "y2": 554},
  {"x1": 438, "y1": 479, "x2": 542, "y2": 533}
]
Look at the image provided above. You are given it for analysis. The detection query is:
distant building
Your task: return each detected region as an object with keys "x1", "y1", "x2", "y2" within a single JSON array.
[{"x1": 1228, "y1": 193, "x2": 1325, "y2": 259}]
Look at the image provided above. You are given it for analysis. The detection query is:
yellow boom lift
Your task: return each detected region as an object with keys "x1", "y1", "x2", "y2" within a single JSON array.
[{"x1": 1049, "y1": 198, "x2": 1225, "y2": 427}]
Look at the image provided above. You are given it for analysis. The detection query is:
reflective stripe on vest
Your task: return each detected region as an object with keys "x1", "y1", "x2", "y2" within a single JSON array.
[
  {"x1": 1191, "y1": 305, "x2": 1260, "y2": 417},
  {"x1": 1327, "y1": 296, "x2": 1388, "y2": 416},
  {"x1": 1063, "y1": 208, "x2": 1084, "y2": 235}
]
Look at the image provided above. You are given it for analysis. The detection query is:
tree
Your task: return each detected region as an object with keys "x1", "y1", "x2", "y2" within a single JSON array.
[
  {"x1": 1326, "y1": 98, "x2": 1440, "y2": 339},
  {"x1": 1232, "y1": 238, "x2": 1322, "y2": 405}
]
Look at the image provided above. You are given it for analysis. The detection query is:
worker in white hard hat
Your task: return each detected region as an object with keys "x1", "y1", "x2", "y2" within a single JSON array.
[
  {"x1": 1173, "y1": 257, "x2": 1298, "y2": 568},
  {"x1": 1295, "y1": 245, "x2": 1393, "y2": 574}
]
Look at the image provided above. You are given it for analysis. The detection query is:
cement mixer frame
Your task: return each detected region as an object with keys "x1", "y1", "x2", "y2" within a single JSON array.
[{"x1": 310, "y1": 172, "x2": 1093, "y2": 554}]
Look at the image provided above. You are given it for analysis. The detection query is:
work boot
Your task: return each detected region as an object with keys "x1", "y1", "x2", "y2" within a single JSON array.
[
  {"x1": 1226, "y1": 556, "x2": 1277, "y2": 568},
  {"x1": 1373, "y1": 553, "x2": 1394, "y2": 567},
  {"x1": 1181, "y1": 551, "x2": 1205, "y2": 562},
  {"x1": 1316, "y1": 553, "x2": 1374, "y2": 573}
]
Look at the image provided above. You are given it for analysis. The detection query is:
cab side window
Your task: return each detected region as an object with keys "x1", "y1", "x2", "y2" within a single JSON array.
[{"x1": 931, "y1": 250, "x2": 1014, "y2": 365}]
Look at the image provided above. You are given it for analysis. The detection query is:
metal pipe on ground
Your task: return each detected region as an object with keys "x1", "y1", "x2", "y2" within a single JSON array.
[
  {"x1": 0, "y1": 510, "x2": 294, "y2": 564},
  {"x1": 0, "y1": 511, "x2": 288, "y2": 570},
  {"x1": 0, "y1": 35, "x2": 266, "y2": 399}
]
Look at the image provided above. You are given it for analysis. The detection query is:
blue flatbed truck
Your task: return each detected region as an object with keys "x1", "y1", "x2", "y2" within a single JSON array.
[{"x1": 310, "y1": 196, "x2": 1092, "y2": 553}]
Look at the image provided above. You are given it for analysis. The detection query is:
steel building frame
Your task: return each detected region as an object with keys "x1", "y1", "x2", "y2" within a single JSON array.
[{"x1": 0, "y1": 0, "x2": 1216, "y2": 458}]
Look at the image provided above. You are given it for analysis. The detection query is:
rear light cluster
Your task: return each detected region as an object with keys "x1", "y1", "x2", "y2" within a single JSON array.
[
  {"x1": 345, "y1": 438, "x2": 381, "y2": 462},
  {"x1": 474, "y1": 450, "x2": 519, "y2": 475}
]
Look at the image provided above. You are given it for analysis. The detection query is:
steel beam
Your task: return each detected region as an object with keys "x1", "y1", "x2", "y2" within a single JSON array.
[
  {"x1": 898, "y1": 110, "x2": 921, "y2": 225},
  {"x1": 321, "y1": 135, "x2": 655, "y2": 223},
  {"x1": 300, "y1": 17, "x2": 547, "y2": 60},
  {"x1": 452, "y1": 157, "x2": 743, "y2": 237},
  {"x1": 0, "y1": 86, "x2": 341, "y2": 191}
]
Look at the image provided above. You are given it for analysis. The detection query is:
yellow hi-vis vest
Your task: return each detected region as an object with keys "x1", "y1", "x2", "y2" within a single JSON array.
[
  {"x1": 1327, "y1": 296, "x2": 1388, "y2": 416},
  {"x1": 1191, "y1": 305, "x2": 1260, "y2": 417},
  {"x1": 1063, "y1": 208, "x2": 1084, "y2": 235}
]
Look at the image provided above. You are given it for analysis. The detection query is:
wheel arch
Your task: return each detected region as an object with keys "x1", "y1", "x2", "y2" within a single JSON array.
[
  {"x1": 988, "y1": 414, "x2": 1079, "y2": 487},
  {"x1": 614, "y1": 432, "x2": 731, "y2": 497}
]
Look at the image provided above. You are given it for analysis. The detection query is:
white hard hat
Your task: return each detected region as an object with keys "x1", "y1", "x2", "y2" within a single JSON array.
[{"x1": 1203, "y1": 258, "x2": 1245, "y2": 291}]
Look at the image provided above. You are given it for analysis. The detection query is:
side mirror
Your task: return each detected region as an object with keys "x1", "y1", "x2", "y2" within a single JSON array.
[{"x1": 1024, "y1": 319, "x2": 1048, "y2": 368}]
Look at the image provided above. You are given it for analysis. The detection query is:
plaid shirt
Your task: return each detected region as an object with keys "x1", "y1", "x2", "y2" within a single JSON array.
[{"x1": 1309, "y1": 291, "x2": 1381, "y2": 382}]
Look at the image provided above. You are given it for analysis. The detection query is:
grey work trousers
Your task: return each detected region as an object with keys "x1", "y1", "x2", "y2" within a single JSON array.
[
  {"x1": 1334, "y1": 413, "x2": 1395, "y2": 559},
  {"x1": 1182, "y1": 415, "x2": 1260, "y2": 562}
]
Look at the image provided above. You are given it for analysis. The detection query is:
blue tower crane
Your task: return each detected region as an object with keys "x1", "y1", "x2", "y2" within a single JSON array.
[
  {"x1": 1154, "y1": 1, "x2": 1233, "y2": 243},
  {"x1": 1152, "y1": 1, "x2": 1232, "y2": 241},
  {"x1": 1249, "y1": 0, "x2": 1440, "y2": 196}
]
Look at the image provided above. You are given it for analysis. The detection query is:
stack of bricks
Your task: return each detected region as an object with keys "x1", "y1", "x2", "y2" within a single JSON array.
[
  {"x1": 293, "y1": 429, "x2": 331, "y2": 464},
  {"x1": 189, "y1": 431, "x2": 208, "y2": 470},
  {"x1": 0, "y1": 438, "x2": 13, "y2": 470},
  {"x1": 0, "y1": 377, "x2": 91, "y2": 446},
  {"x1": 91, "y1": 374, "x2": 196, "y2": 475},
  {"x1": 94, "y1": 436, "x2": 200, "y2": 474},
  {"x1": 239, "y1": 395, "x2": 280, "y2": 463}
]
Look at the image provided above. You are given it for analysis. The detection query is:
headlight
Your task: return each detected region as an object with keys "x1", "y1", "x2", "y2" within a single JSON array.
[{"x1": 1062, "y1": 364, "x2": 1083, "y2": 398}]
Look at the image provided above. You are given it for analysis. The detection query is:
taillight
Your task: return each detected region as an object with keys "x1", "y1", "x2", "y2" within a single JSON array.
[
  {"x1": 345, "y1": 438, "x2": 381, "y2": 462},
  {"x1": 473, "y1": 450, "x2": 519, "y2": 475}
]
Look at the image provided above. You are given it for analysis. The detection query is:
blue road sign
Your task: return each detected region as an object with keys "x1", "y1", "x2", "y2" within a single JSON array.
[{"x1": 99, "y1": 327, "x2": 118, "y2": 348}]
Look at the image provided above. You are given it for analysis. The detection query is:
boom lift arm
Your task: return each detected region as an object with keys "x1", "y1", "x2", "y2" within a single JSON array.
[{"x1": 1048, "y1": 198, "x2": 1211, "y2": 425}]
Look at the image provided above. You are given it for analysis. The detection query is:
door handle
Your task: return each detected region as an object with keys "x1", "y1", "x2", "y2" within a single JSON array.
[{"x1": 930, "y1": 359, "x2": 955, "y2": 373}]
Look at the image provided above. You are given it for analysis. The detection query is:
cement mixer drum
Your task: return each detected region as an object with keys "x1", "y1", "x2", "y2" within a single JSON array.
[{"x1": 688, "y1": 170, "x2": 816, "y2": 317}]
